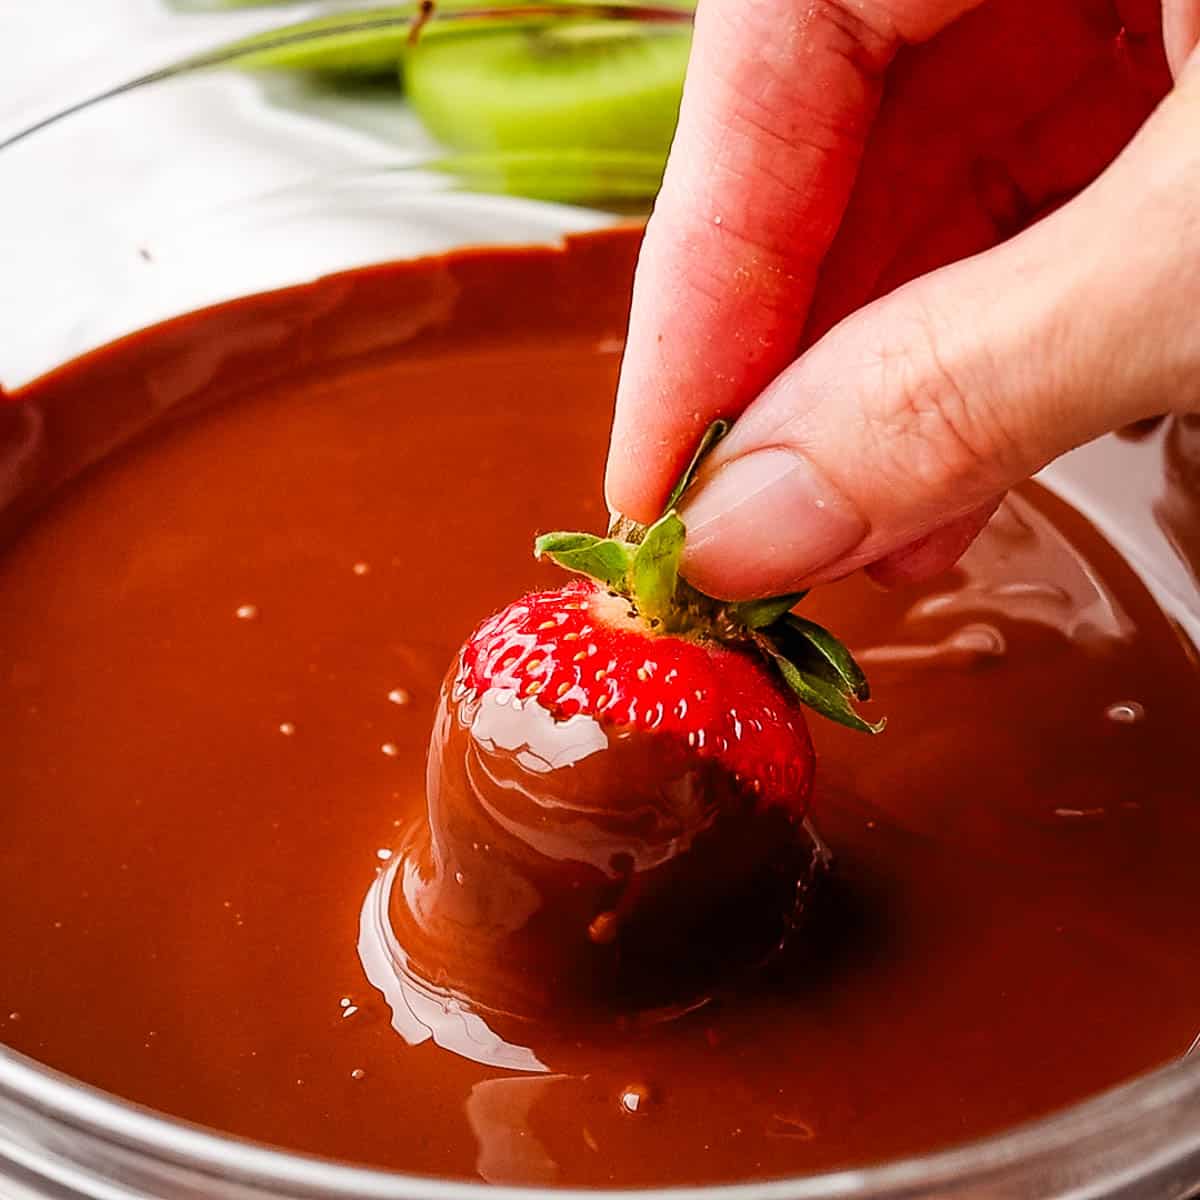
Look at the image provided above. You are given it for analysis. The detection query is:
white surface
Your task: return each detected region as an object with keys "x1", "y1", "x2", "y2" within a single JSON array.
[
  {"x1": 0, "y1": 3, "x2": 611, "y2": 389},
  {"x1": 0, "y1": 1, "x2": 411, "y2": 136}
]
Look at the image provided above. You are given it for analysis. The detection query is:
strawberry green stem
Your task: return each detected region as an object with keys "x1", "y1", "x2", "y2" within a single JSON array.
[{"x1": 534, "y1": 421, "x2": 884, "y2": 733}]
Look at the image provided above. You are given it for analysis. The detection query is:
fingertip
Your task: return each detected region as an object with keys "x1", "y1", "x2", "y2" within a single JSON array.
[
  {"x1": 863, "y1": 499, "x2": 1003, "y2": 588},
  {"x1": 603, "y1": 395, "x2": 695, "y2": 525},
  {"x1": 602, "y1": 444, "x2": 661, "y2": 526},
  {"x1": 604, "y1": 219, "x2": 730, "y2": 525}
]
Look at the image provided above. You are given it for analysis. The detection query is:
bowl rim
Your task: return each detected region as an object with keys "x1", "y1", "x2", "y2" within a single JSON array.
[{"x1": 3, "y1": 1038, "x2": 1200, "y2": 1198}]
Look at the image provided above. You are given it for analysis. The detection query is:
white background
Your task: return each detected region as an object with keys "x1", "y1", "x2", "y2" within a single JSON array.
[{"x1": 0, "y1": 2, "x2": 606, "y2": 388}]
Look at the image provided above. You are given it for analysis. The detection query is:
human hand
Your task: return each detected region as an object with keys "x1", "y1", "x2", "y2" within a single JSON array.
[{"x1": 605, "y1": 0, "x2": 1200, "y2": 598}]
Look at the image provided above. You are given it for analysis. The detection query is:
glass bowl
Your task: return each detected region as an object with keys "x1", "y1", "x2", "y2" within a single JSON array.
[{"x1": 2, "y1": 8, "x2": 1199, "y2": 1198}]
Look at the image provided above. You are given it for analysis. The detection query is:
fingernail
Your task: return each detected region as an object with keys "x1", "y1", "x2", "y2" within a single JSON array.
[{"x1": 678, "y1": 448, "x2": 866, "y2": 598}]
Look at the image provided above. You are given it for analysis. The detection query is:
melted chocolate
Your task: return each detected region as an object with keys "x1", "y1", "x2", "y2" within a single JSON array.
[{"x1": 1, "y1": 231, "x2": 1199, "y2": 1187}]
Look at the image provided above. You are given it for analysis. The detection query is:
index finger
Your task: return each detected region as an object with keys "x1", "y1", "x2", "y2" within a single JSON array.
[{"x1": 604, "y1": 0, "x2": 980, "y2": 522}]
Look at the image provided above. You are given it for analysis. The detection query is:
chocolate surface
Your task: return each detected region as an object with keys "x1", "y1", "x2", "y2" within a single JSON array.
[{"x1": 1, "y1": 230, "x2": 1199, "y2": 1187}]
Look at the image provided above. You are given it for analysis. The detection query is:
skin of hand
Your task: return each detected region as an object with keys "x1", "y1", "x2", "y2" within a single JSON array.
[{"x1": 605, "y1": 0, "x2": 1200, "y2": 600}]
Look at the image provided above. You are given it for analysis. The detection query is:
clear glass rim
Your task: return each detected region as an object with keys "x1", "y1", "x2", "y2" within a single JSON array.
[
  {"x1": 3, "y1": 1039, "x2": 1200, "y2": 1198},
  {"x1": 3, "y1": 10, "x2": 1200, "y2": 1197},
  {"x1": 0, "y1": 2, "x2": 695, "y2": 154}
]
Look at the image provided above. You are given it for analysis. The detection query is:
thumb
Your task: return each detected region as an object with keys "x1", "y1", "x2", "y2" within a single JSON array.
[{"x1": 677, "y1": 73, "x2": 1200, "y2": 600}]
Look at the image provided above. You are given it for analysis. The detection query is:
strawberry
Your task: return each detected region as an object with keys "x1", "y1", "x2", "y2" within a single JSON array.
[
  {"x1": 457, "y1": 578, "x2": 820, "y2": 813},
  {"x1": 391, "y1": 422, "x2": 880, "y2": 1025}
]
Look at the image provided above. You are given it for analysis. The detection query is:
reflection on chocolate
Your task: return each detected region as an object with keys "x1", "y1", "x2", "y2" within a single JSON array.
[
  {"x1": 358, "y1": 857, "x2": 549, "y2": 1073},
  {"x1": 466, "y1": 1074, "x2": 573, "y2": 1184},
  {"x1": 0, "y1": 401, "x2": 43, "y2": 513},
  {"x1": 1, "y1": 231, "x2": 1200, "y2": 1186},
  {"x1": 1156, "y1": 415, "x2": 1200, "y2": 588}
]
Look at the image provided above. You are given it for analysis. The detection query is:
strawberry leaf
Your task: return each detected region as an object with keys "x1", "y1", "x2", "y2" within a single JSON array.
[
  {"x1": 662, "y1": 419, "x2": 729, "y2": 514},
  {"x1": 778, "y1": 614, "x2": 871, "y2": 701},
  {"x1": 632, "y1": 512, "x2": 686, "y2": 622},
  {"x1": 605, "y1": 420, "x2": 729, "y2": 548},
  {"x1": 534, "y1": 532, "x2": 634, "y2": 592},
  {"x1": 759, "y1": 639, "x2": 885, "y2": 735},
  {"x1": 729, "y1": 592, "x2": 808, "y2": 631}
]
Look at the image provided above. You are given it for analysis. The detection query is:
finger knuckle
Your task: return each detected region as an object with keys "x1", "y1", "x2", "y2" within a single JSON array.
[{"x1": 864, "y1": 301, "x2": 1017, "y2": 493}]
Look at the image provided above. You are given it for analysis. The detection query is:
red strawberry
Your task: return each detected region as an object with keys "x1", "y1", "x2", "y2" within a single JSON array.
[
  {"x1": 458, "y1": 577, "x2": 817, "y2": 813},
  {"x1": 389, "y1": 422, "x2": 880, "y2": 1028}
]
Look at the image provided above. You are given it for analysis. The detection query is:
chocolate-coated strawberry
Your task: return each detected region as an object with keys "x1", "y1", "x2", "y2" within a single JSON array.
[
  {"x1": 459, "y1": 578, "x2": 819, "y2": 813},
  {"x1": 389, "y1": 423, "x2": 880, "y2": 1029}
]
